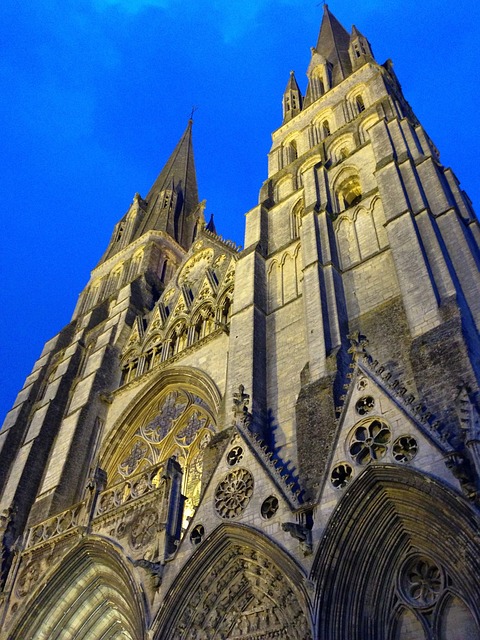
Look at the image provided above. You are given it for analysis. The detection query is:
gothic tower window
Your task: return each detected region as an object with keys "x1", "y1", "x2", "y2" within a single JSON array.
[
  {"x1": 355, "y1": 94, "x2": 366, "y2": 113},
  {"x1": 322, "y1": 120, "x2": 331, "y2": 138},
  {"x1": 291, "y1": 201, "x2": 304, "y2": 239},
  {"x1": 115, "y1": 222, "x2": 125, "y2": 242},
  {"x1": 336, "y1": 171, "x2": 362, "y2": 211},
  {"x1": 285, "y1": 140, "x2": 298, "y2": 164}
]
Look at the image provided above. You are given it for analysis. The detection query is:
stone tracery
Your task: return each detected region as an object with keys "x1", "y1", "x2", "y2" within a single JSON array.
[
  {"x1": 166, "y1": 542, "x2": 312, "y2": 640},
  {"x1": 102, "y1": 385, "x2": 217, "y2": 526}
]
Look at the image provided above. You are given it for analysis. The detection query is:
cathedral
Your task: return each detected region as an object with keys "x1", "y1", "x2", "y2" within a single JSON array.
[{"x1": 1, "y1": 6, "x2": 480, "y2": 639}]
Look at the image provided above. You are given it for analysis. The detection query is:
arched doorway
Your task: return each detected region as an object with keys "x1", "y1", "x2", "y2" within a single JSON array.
[
  {"x1": 9, "y1": 539, "x2": 145, "y2": 640},
  {"x1": 153, "y1": 523, "x2": 313, "y2": 639},
  {"x1": 312, "y1": 465, "x2": 480, "y2": 640}
]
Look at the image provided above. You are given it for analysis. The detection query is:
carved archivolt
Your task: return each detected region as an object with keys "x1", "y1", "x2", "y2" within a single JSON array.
[
  {"x1": 312, "y1": 466, "x2": 480, "y2": 640},
  {"x1": 156, "y1": 529, "x2": 312, "y2": 640},
  {"x1": 8, "y1": 540, "x2": 146, "y2": 640}
]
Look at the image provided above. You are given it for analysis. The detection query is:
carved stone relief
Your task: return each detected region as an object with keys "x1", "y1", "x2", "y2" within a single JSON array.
[{"x1": 170, "y1": 544, "x2": 312, "y2": 639}]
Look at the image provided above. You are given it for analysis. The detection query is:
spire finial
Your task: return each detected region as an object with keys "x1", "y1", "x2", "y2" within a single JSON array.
[{"x1": 189, "y1": 105, "x2": 198, "y2": 122}]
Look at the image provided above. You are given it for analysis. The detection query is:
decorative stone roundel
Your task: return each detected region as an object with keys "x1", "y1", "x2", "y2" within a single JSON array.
[
  {"x1": 330, "y1": 462, "x2": 353, "y2": 488},
  {"x1": 130, "y1": 509, "x2": 156, "y2": 549},
  {"x1": 393, "y1": 435, "x2": 418, "y2": 463},
  {"x1": 190, "y1": 524, "x2": 205, "y2": 545},
  {"x1": 261, "y1": 495, "x2": 279, "y2": 519},
  {"x1": 349, "y1": 419, "x2": 391, "y2": 465},
  {"x1": 226, "y1": 446, "x2": 244, "y2": 466},
  {"x1": 355, "y1": 395, "x2": 375, "y2": 415},
  {"x1": 400, "y1": 556, "x2": 444, "y2": 608},
  {"x1": 214, "y1": 468, "x2": 254, "y2": 519}
]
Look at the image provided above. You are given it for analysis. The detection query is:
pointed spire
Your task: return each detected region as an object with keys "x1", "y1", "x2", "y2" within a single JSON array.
[
  {"x1": 99, "y1": 121, "x2": 200, "y2": 264},
  {"x1": 144, "y1": 119, "x2": 198, "y2": 208},
  {"x1": 138, "y1": 119, "x2": 199, "y2": 250},
  {"x1": 205, "y1": 213, "x2": 217, "y2": 234},
  {"x1": 349, "y1": 24, "x2": 374, "y2": 70},
  {"x1": 314, "y1": 5, "x2": 352, "y2": 86},
  {"x1": 282, "y1": 70, "x2": 303, "y2": 124}
]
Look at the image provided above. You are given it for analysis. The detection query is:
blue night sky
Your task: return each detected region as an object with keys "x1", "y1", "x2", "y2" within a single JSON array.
[{"x1": 1, "y1": 0, "x2": 479, "y2": 421}]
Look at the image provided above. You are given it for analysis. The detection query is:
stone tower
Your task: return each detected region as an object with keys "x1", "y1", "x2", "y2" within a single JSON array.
[{"x1": 1, "y1": 7, "x2": 479, "y2": 639}]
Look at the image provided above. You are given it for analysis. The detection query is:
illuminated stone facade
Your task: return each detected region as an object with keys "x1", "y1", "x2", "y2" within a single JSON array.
[{"x1": 1, "y1": 7, "x2": 480, "y2": 639}]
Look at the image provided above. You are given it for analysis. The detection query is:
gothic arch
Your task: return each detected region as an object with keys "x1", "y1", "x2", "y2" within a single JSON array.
[
  {"x1": 327, "y1": 133, "x2": 355, "y2": 164},
  {"x1": 291, "y1": 199, "x2": 304, "y2": 239},
  {"x1": 152, "y1": 523, "x2": 313, "y2": 639},
  {"x1": 336, "y1": 215, "x2": 360, "y2": 268},
  {"x1": 354, "y1": 205, "x2": 380, "y2": 259},
  {"x1": 359, "y1": 113, "x2": 380, "y2": 143},
  {"x1": 267, "y1": 259, "x2": 282, "y2": 311},
  {"x1": 332, "y1": 165, "x2": 362, "y2": 212},
  {"x1": 275, "y1": 174, "x2": 294, "y2": 202},
  {"x1": 312, "y1": 465, "x2": 480, "y2": 640},
  {"x1": 99, "y1": 367, "x2": 220, "y2": 515},
  {"x1": 9, "y1": 538, "x2": 145, "y2": 640}
]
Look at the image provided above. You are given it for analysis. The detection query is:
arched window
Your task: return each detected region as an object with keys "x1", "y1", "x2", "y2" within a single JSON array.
[
  {"x1": 355, "y1": 95, "x2": 366, "y2": 113},
  {"x1": 286, "y1": 140, "x2": 298, "y2": 164},
  {"x1": 221, "y1": 295, "x2": 232, "y2": 327},
  {"x1": 115, "y1": 222, "x2": 124, "y2": 242},
  {"x1": 322, "y1": 120, "x2": 331, "y2": 138},
  {"x1": 336, "y1": 172, "x2": 362, "y2": 212},
  {"x1": 291, "y1": 201, "x2": 304, "y2": 239}
]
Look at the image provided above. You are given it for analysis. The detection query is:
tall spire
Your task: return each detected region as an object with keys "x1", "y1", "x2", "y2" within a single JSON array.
[
  {"x1": 144, "y1": 119, "x2": 198, "y2": 209},
  {"x1": 140, "y1": 119, "x2": 199, "y2": 248},
  {"x1": 100, "y1": 120, "x2": 200, "y2": 263},
  {"x1": 314, "y1": 5, "x2": 352, "y2": 86}
]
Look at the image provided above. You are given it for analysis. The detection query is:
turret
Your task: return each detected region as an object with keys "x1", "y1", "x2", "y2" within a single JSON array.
[
  {"x1": 282, "y1": 71, "x2": 303, "y2": 123},
  {"x1": 348, "y1": 25, "x2": 374, "y2": 70}
]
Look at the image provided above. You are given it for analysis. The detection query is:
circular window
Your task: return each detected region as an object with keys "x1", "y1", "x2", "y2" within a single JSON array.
[
  {"x1": 261, "y1": 495, "x2": 279, "y2": 519},
  {"x1": 190, "y1": 524, "x2": 205, "y2": 545},
  {"x1": 400, "y1": 556, "x2": 443, "y2": 608},
  {"x1": 355, "y1": 396, "x2": 375, "y2": 415},
  {"x1": 330, "y1": 463, "x2": 353, "y2": 488},
  {"x1": 349, "y1": 419, "x2": 391, "y2": 465},
  {"x1": 393, "y1": 435, "x2": 418, "y2": 463},
  {"x1": 226, "y1": 446, "x2": 244, "y2": 466},
  {"x1": 214, "y1": 468, "x2": 254, "y2": 519}
]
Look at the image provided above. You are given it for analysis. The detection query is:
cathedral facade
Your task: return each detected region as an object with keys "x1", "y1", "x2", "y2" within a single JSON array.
[{"x1": 1, "y1": 7, "x2": 480, "y2": 639}]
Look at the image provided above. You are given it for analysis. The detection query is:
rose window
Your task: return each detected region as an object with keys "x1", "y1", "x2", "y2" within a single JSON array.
[
  {"x1": 400, "y1": 556, "x2": 443, "y2": 608},
  {"x1": 355, "y1": 396, "x2": 375, "y2": 415},
  {"x1": 393, "y1": 435, "x2": 418, "y2": 463},
  {"x1": 330, "y1": 463, "x2": 353, "y2": 488},
  {"x1": 349, "y1": 419, "x2": 391, "y2": 465},
  {"x1": 261, "y1": 495, "x2": 279, "y2": 519},
  {"x1": 226, "y1": 446, "x2": 244, "y2": 466},
  {"x1": 214, "y1": 468, "x2": 254, "y2": 519}
]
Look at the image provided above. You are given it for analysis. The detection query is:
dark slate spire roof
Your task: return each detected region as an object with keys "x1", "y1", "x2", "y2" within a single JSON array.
[
  {"x1": 136, "y1": 119, "x2": 199, "y2": 247},
  {"x1": 144, "y1": 119, "x2": 198, "y2": 208},
  {"x1": 100, "y1": 120, "x2": 200, "y2": 263},
  {"x1": 315, "y1": 5, "x2": 352, "y2": 85}
]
